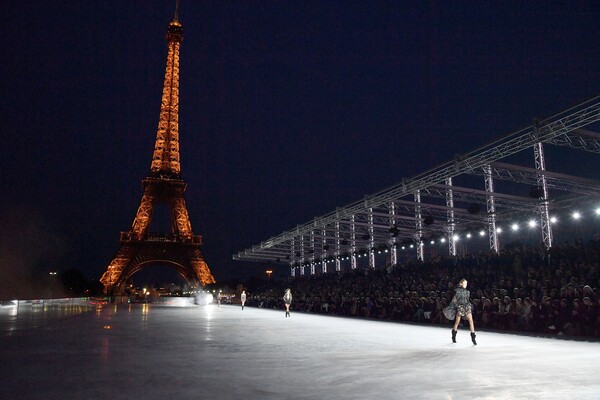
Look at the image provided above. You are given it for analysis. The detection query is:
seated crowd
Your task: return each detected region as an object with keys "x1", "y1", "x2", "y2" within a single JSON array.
[{"x1": 245, "y1": 234, "x2": 600, "y2": 338}]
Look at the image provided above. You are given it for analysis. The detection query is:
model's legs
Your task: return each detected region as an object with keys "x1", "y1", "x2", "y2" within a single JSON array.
[
  {"x1": 453, "y1": 315, "x2": 461, "y2": 331},
  {"x1": 466, "y1": 313, "x2": 477, "y2": 345},
  {"x1": 466, "y1": 313, "x2": 475, "y2": 332},
  {"x1": 452, "y1": 315, "x2": 461, "y2": 343}
]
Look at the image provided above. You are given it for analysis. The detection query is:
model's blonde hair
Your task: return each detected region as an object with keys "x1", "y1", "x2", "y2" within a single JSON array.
[{"x1": 459, "y1": 279, "x2": 467, "y2": 286}]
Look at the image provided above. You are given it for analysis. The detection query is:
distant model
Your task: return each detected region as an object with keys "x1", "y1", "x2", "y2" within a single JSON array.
[
  {"x1": 283, "y1": 288, "x2": 292, "y2": 317},
  {"x1": 443, "y1": 279, "x2": 477, "y2": 345},
  {"x1": 240, "y1": 290, "x2": 247, "y2": 310}
]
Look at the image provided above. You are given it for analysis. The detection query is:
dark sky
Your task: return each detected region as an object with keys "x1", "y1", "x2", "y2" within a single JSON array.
[{"x1": 1, "y1": 1, "x2": 599, "y2": 284}]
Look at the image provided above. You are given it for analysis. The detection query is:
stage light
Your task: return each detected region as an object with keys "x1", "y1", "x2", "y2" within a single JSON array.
[
  {"x1": 550, "y1": 216, "x2": 558, "y2": 224},
  {"x1": 440, "y1": 238, "x2": 446, "y2": 243},
  {"x1": 496, "y1": 227, "x2": 503, "y2": 233},
  {"x1": 430, "y1": 240, "x2": 435, "y2": 245},
  {"x1": 528, "y1": 220, "x2": 537, "y2": 228},
  {"x1": 466, "y1": 233, "x2": 472, "y2": 239},
  {"x1": 453, "y1": 234, "x2": 459, "y2": 241},
  {"x1": 401, "y1": 246, "x2": 406, "y2": 250},
  {"x1": 511, "y1": 223, "x2": 519, "y2": 231},
  {"x1": 572, "y1": 212, "x2": 581, "y2": 220},
  {"x1": 479, "y1": 230, "x2": 485, "y2": 237},
  {"x1": 595, "y1": 208, "x2": 600, "y2": 216},
  {"x1": 409, "y1": 244, "x2": 414, "y2": 248}
]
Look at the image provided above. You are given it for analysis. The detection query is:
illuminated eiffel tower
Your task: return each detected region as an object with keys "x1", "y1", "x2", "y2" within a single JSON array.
[{"x1": 100, "y1": 6, "x2": 215, "y2": 295}]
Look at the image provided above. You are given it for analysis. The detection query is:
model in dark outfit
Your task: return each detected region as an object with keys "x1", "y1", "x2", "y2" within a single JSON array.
[
  {"x1": 443, "y1": 279, "x2": 477, "y2": 345},
  {"x1": 283, "y1": 288, "x2": 292, "y2": 317}
]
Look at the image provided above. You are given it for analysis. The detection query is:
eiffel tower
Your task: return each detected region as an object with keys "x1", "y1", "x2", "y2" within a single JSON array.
[{"x1": 100, "y1": 7, "x2": 215, "y2": 295}]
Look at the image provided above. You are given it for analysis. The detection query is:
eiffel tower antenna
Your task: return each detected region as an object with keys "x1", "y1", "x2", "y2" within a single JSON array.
[{"x1": 174, "y1": 0, "x2": 180, "y2": 22}]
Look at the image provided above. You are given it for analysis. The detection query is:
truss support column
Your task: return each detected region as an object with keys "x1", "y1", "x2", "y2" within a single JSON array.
[
  {"x1": 299, "y1": 236, "x2": 305, "y2": 276},
  {"x1": 290, "y1": 239, "x2": 296, "y2": 277},
  {"x1": 335, "y1": 222, "x2": 341, "y2": 272},
  {"x1": 484, "y1": 165, "x2": 499, "y2": 253},
  {"x1": 389, "y1": 202, "x2": 398, "y2": 266},
  {"x1": 322, "y1": 229, "x2": 327, "y2": 273},
  {"x1": 368, "y1": 208, "x2": 375, "y2": 269},
  {"x1": 446, "y1": 177, "x2": 457, "y2": 256},
  {"x1": 533, "y1": 131, "x2": 553, "y2": 249},
  {"x1": 351, "y1": 215, "x2": 357, "y2": 269},
  {"x1": 310, "y1": 231, "x2": 315, "y2": 275},
  {"x1": 414, "y1": 191, "x2": 424, "y2": 261}
]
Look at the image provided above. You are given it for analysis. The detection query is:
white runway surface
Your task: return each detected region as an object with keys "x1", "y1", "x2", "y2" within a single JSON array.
[{"x1": 1, "y1": 303, "x2": 599, "y2": 400}]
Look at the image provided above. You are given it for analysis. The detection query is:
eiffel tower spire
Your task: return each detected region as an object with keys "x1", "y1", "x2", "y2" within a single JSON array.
[
  {"x1": 150, "y1": 5, "x2": 183, "y2": 178},
  {"x1": 100, "y1": 6, "x2": 215, "y2": 295}
]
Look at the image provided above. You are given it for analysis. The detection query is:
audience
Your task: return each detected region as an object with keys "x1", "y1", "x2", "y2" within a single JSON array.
[{"x1": 244, "y1": 234, "x2": 600, "y2": 338}]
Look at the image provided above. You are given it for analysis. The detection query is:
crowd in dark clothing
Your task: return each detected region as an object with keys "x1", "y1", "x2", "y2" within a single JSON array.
[{"x1": 244, "y1": 235, "x2": 600, "y2": 338}]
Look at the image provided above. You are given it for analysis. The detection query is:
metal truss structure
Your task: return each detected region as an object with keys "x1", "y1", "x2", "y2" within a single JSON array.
[{"x1": 234, "y1": 96, "x2": 600, "y2": 274}]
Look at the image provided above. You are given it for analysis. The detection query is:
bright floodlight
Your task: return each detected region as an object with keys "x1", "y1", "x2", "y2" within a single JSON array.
[
  {"x1": 409, "y1": 244, "x2": 414, "y2": 248},
  {"x1": 479, "y1": 230, "x2": 485, "y2": 237},
  {"x1": 440, "y1": 238, "x2": 446, "y2": 243},
  {"x1": 430, "y1": 240, "x2": 435, "y2": 245},
  {"x1": 572, "y1": 212, "x2": 581, "y2": 220},
  {"x1": 453, "y1": 234, "x2": 459, "y2": 241},
  {"x1": 550, "y1": 216, "x2": 558, "y2": 224},
  {"x1": 595, "y1": 208, "x2": 600, "y2": 216},
  {"x1": 466, "y1": 233, "x2": 472, "y2": 239},
  {"x1": 528, "y1": 220, "x2": 537, "y2": 228},
  {"x1": 511, "y1": 223, "x2": 519, "y2": 231},
  {"x1": 496, "y1": 227, "x2": 503, "y2": 234}
]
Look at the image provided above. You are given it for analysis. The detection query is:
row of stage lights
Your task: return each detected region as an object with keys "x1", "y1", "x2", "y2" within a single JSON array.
[{"x1": 290, "y1": 207, "x2": 600, "y2": 267}]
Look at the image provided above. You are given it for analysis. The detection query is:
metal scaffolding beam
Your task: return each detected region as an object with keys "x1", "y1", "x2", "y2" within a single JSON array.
[{"x1": 233, "y1": 96, "x2": 600, "y2": 267}]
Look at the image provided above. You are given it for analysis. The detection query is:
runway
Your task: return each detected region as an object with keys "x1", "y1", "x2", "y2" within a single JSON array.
[{"x1": 1, "y1": 302, "x2": 598, "y2": 400}]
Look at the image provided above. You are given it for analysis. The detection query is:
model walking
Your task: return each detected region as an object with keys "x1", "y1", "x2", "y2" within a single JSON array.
[
  {"x1": 283, "y1": 288, "x2": 292, "y2": 317},
  {"x1": 240, "y1": 290, "x2": 246, "y2": 310},
  {"x1": 443, "y1": 279, "x2": 477, "y2": 345}
]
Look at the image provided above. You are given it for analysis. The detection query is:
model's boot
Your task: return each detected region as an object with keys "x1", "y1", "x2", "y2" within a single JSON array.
[
  {"x1": 451, "y1": 329, "x2": 457, "y2": 343},
  {"x1": 471, "y1": 332, "x2": 477, "y2": 345}
]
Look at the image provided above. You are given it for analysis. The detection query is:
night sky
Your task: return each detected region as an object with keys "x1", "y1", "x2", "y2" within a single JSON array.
[{"x1": 1, "y1": 1, "x2": 599, "y2": 286}]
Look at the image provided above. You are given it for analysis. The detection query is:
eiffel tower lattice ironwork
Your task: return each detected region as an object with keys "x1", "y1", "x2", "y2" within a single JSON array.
[{"x1": 100, "y1": 12, "x2": 215, "y2": 295}]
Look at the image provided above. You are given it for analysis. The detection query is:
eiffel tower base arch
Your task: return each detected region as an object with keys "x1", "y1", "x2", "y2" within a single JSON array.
[{"x1": 100, "y1": 234, "x2": 215, "y2": 296}]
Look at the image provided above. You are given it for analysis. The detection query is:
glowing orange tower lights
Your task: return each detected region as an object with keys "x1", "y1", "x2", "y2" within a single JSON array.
[{"x1": 100, "y1": 5, "x2": 215, "y2": 295}]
